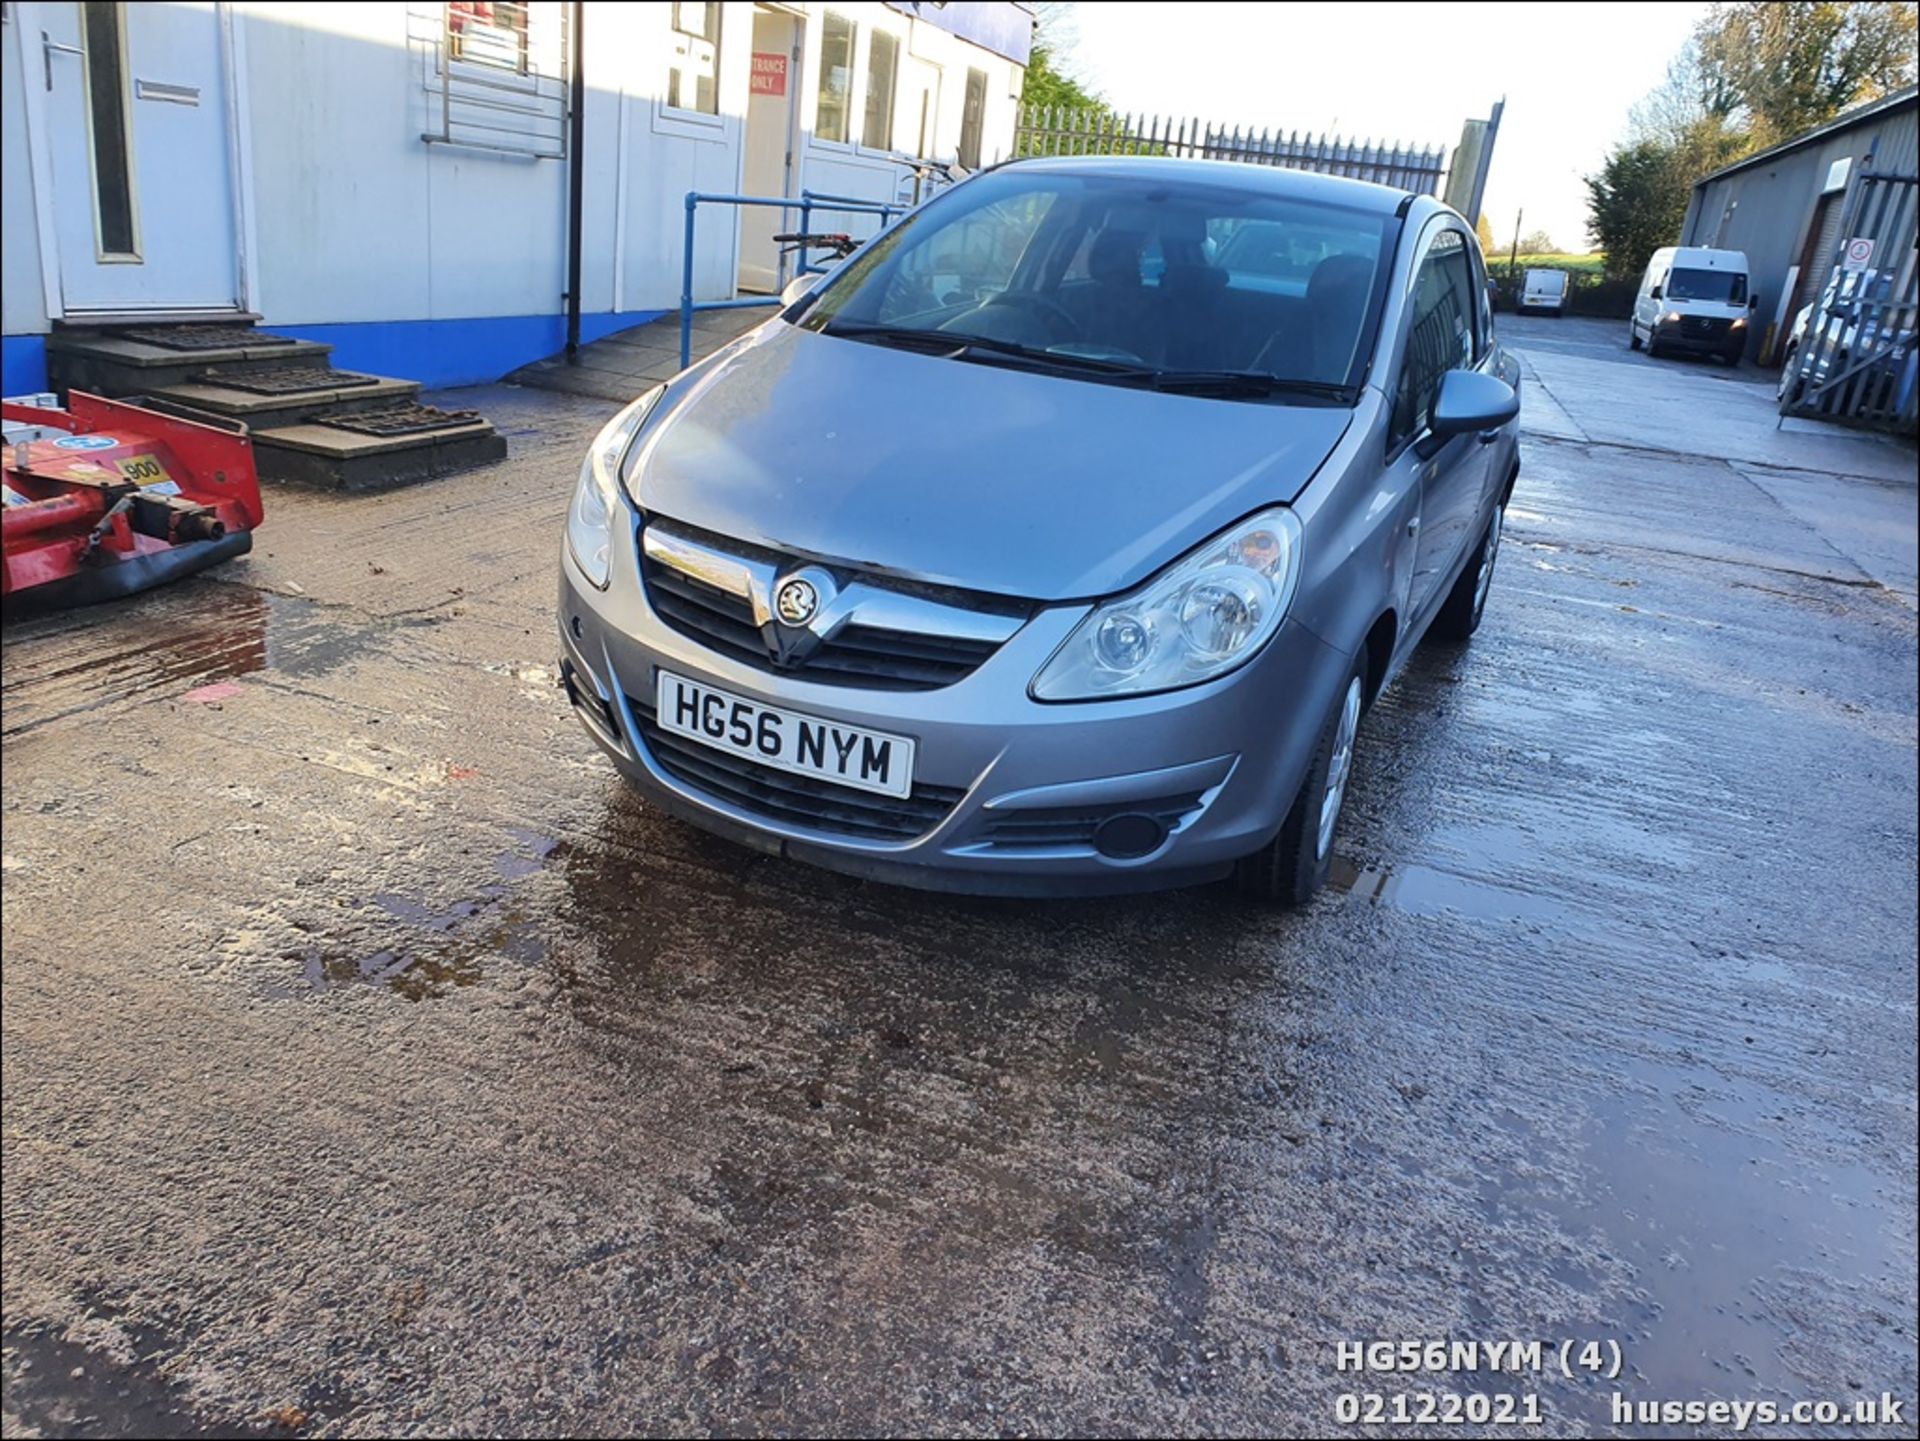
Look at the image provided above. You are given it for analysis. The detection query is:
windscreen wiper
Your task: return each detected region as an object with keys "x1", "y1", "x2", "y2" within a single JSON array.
[
  {"x1": 822, "y1": 322, "x2": 1148, "y2": 374},
  {"x1": 1146, "y1": 370, "x2": 1354, "y2": 400}
]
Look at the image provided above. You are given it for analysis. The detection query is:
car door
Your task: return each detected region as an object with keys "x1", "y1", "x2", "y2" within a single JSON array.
[
  {"x1": 1386, "y1": 224, "x2": 1494, "y2": 627},
  {"x1": 1635, "y1": 257, "x2": 1667, "y2": 337}
]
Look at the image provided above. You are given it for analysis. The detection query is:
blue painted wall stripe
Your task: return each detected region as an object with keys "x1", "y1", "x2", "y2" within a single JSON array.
[
  {"x1": 2, "y1": 335, "x2": 49, "y2": 397},
  {"x1": 266, "y1": 310, "x2": 667, "y2": 389},
  {"x1": 3, "y1": 310, "x2": 664, "y2": 397}
]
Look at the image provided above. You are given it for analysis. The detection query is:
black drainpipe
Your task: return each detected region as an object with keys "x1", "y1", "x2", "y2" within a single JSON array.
[{"x1": 564, "y1": 0, "x2": 586, "y2": 363}]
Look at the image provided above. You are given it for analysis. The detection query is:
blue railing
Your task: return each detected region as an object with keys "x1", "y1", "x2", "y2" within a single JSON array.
[{"x1": 679, "y1": 189, "x2": 900, "y2": 369}]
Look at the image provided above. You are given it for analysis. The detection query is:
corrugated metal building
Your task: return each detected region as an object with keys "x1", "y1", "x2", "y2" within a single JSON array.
[{"x1": 1681, "y1": 86, "x2": 1917, "y2": 366}]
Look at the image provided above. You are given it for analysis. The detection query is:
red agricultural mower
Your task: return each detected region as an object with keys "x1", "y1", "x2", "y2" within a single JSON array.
[{"x1": 2, "y1": 392, "x2": 263, "y2": 614}]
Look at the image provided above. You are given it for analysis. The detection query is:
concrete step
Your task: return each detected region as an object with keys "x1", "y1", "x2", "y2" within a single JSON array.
[
  {"x1": 49, "y1": 320, "x2": 508, "y2": 492},
  {"x1": 47, "y1": 330, "x2": 333, "y2": 398},
  {"x1": 143, "y1": 371, "x2": 422, "y2": 432},
  {"x1": 250, "y1": 415, "x2": 508, "y2": 491}
]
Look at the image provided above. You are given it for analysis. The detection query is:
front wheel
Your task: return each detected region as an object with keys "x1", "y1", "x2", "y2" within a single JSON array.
[
  {"x1": 1628, "y1": 323, "x2": 1643, "y2": 351},
  {"x1": 1777, "y1": 345, "x2": 1802, "y2": 403},
  {"x1": 1433, "y1": 503, "x2": 1503, "y2": 643},
  {"x1": 1234, "y1": 660, "x2": 1367, "y2": 906}
]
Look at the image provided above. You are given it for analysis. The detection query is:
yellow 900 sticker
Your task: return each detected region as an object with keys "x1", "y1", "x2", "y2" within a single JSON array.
[{"x1": 116, "y1": 454, "x2": 174, "y2": 487}]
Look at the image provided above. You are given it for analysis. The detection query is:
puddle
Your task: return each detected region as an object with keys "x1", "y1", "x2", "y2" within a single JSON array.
[
  {"x1": 299, "y1": 833, "x2": 563, "y2": 1000},
  {"x1": 1480, "y1": 1057, "x2": 1911, "y2": 1410},
  {"x1": 0, "y1": 1316, "x2": 302, "y2": 1439},
  {"x1": 1331, "y1": 857, "x2": 1572, "y2": 925},
  {"x1": 2, "y1": 584, "x2": 408, "y2": 737}
]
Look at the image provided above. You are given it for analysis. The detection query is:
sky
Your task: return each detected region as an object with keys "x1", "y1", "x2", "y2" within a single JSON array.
[{"x1": 1057, "y1": 1, "x2": 1710, "y2": 252}]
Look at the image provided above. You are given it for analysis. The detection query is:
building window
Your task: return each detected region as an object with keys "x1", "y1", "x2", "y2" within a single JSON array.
[
  {"x1": 80, "y1": 0, "x2": 138, "y2": 258},
  {"x1": 447, "y1": 1, "x2": 529, "y2": 73},
  {"x1": 862, "y1": 28, "x2": 898, "y2": 150},
  {"x1": 668, "y1": 2, "x2": 721, "y2": 115},
  {"x1": 816, "y1": 10, "x2": 856, "y2": 145},
  {"x1": 958, "y1": 66, "x2": 987, "y2": 170}
]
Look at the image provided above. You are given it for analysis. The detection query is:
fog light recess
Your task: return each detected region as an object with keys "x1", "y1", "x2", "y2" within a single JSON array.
[{"x1": 1093, "y1": 812, "x2": 1169, "y2": 859}]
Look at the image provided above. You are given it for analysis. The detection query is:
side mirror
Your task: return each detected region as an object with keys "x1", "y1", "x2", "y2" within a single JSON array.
[
  {"x1": 1650, "y1": 284, "x2": 1663, "y2": 300},
  {"x1": 780, "y1": 271, "x2": 822, "y2": 309},
  {"x1": 1748, "y1": 295, "x2": 1759, "y2": 310},
  {"x1": 1424, "y1": 370, "x2": 1519, "y2": 454}
]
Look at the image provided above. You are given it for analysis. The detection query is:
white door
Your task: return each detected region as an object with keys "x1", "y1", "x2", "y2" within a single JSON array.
[
  {"x1": 903, "y1": 56, "x2": 940, "y2": 161},
  {"x1": 40, "y1": 1, "x2": 240, "y2": 312},
  {"x1": 738, "y1": 6, "x2": 800, "y2": 294}
]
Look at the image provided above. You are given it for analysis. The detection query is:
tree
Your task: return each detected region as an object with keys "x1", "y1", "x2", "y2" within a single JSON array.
[
  {"x1": 1475, "y1": 213, "x2": 1496, "y2": 253},
  {"x1": 1586, "y1": 140, "x2": 1692, "y2": 282},
  {"x1": 1517, "y1": 229, "x2": 1559, "y2": 255},
  {"x1": 1696, "y1": 1, "x2": 1919, "y2": 146},
  {"x1": 1021, "y1": 2, "x2": 1102, "y2": 112}
]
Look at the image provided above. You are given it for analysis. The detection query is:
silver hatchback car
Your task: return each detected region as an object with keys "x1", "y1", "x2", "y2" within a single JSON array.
[{"x1": 558, "y1": 157, "x2": 1520, "y2": 904}]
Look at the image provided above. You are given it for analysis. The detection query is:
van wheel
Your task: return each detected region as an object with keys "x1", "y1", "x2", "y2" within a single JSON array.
[
  {"x1": 1433, "y1": 503, "x2": 1503, "y2": 643},
  {"x1": 1234, "y1": 658, "x2": 1367, "y2": 906},
  {"x1": 1629, "y1": 324, "x2": 1643, "y2": 351}
]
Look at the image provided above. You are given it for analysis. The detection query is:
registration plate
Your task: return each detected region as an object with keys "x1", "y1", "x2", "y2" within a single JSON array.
[{"x1": 655, "y1": 671, "x2": 916, "y2": 799}]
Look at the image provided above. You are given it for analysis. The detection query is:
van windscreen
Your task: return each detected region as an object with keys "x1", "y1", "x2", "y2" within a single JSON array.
[{"x1": 1667, "y1": 267, "x2": 1747, "y2": 304}]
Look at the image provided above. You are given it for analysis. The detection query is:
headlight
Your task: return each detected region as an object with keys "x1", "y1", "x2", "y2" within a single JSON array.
[
  {"x1": 566, "y1": 388, "x2": 661, "y2": 588},
  {"x1": 1031, "y1": 508, "x2": 1304, "y2": 701},
  {"x1": 1663, "y1": 311, "x2": 1681, "y2": 324},
  {"x1": 1731, "y1": 317, "x2": 1747, "y2": 329}
]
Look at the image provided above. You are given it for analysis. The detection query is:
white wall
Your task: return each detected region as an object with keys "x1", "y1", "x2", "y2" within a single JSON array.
[
  {"x1": 2, "y1": 1, "x2": 1027, "y2": 339},
  {"x1": 2, "y1": 13, "x2": 49, "y2": 335}
]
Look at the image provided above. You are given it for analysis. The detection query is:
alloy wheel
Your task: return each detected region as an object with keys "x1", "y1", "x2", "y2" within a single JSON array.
[{"x1": 1316, "y1": 676, "x2": 1363, "y2": 862}]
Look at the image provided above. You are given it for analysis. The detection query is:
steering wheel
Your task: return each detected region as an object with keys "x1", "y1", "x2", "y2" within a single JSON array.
[{"x1": 977, "y1": 290, "x2": 1085, "y2": 339}]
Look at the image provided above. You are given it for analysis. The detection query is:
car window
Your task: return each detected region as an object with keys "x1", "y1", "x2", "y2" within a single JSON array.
[
  {"x1": 1214, "y1": 219, "x2": 1383, "y2": 291},
  {"x1": 801, "y1": 168, "x2": 1397, "y2": 388},
  {"x1": 1668, "y1": 267, "x2": 1746, "y2": 304},
  {"x1": 1392, "y1": 229, "x2": 1476, "y2": 443},
  {"x1": 869, "y1": 194, "x2": 1056, "y2": 320},
  {"x1": 1472, "y1": 247, "x2": 1494, "y2": 359}
]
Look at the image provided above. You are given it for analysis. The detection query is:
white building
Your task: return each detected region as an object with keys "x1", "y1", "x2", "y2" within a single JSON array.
[{"x1": 1, "y1": 1, "x2": 1033, "y2": 394}]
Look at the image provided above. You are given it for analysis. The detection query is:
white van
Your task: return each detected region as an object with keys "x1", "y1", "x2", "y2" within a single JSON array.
[
  {"x1": 1520, "y1": 268, "x2": 1568, "y2": 314},
  {"x1": 1629, "y1": 246, "x2": 1754, "y2": 365}
]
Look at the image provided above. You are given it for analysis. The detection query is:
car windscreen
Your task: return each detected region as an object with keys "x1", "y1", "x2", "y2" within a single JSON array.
[
  {"x1": 798, "y1": 169, "x2": 1397, "y2": 392},
  {"x1": 1667, "y1": 267, "x2": 1747, "y2": 304}
]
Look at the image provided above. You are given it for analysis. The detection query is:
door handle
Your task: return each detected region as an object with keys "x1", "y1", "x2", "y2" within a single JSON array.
[{"x1": 43, "y1": 31, "x2": 84, "y2": 91}]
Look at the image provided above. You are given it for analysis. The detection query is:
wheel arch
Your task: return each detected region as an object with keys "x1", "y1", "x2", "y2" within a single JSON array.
[{"x1": 1361, "y1": 608, "x2": 1398, "y2": 709}]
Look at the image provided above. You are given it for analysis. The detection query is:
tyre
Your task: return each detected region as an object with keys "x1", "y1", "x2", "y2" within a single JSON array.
[
  {"x1": 1628, "y1": 323, "x2": 1643, "y2": 351},
  {"x1": 1777, "y1": 345, "x2": 1801, "y2": 403},
  {"x1": 1432, "y1": 503, "x2": 1503, "y2": 643},
  {"x1": 1234, "y1": 657, "x2": 1367, "y2": 906}
]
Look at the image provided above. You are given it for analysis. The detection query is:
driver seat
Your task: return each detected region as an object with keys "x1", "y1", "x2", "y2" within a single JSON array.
[{"x1": 1083, "y1": 229, "x2": 1158, "y2": 361}]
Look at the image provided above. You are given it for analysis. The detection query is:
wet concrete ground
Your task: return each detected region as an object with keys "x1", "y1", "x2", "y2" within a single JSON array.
[{"x1": 3, "y1": 328, "x2": 1916, "y2": 1436}]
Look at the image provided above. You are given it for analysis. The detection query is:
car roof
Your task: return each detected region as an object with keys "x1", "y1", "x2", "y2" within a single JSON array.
[
  {"x1": 999, "y1": 154, "x2": 1420, "y2": 217},
  {"x1": 1670, "y1": 246, "x2": 1749, "y2": 268}
]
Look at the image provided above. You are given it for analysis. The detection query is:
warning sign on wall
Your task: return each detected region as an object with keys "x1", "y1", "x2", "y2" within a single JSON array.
[
  {"x1": 751, "y1": 52, "x2": 788, "y2": 96},
  {"x1": 1842, "y1": 237, "x2": 1875, "y2": 272}
]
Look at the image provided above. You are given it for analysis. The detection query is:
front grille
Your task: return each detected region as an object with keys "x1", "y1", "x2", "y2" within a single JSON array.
[
  {"x1": 640, "y1": 554, "x2": 1009, "y2": 691},
  {"x1": 1680, "y1": 315, "x2": 1730, "y2": 337},
  {"x1": 979, "y1": 791, "x2": 1207, "y2": 849},
  {"x1": 631, "y1": 696, "x2": 965, "y2": 841}
]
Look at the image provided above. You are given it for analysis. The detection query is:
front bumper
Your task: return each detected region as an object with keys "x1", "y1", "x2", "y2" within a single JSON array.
[
  {"x1": 557, "y1": 525, "x2": 1353, "y2": 896},
  {"x1": 1654, "y1": 319, "x2": 1744, "y2": 357}
]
